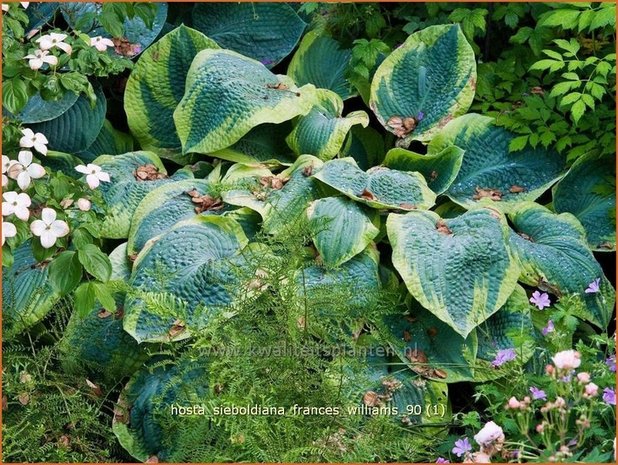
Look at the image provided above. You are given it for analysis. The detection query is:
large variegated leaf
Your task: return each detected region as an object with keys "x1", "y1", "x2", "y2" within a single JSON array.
[
  {"x1": 286, "y1": 89, "x2": 369, "y2": 160},
  {"x1": 342, "y1": 125, "x2": 385, "y2": 170},
  {"x1": 369, "y1": 24, "x2": 476, "y2": 144},
  {"x1": 94, "y1": 152, "x2": 193, "y2": 239},
  {"x1": 430, "y1": 114, "x2": 567, "y2": 212},
  {"x1": 287, "y1": 29, "x2": 356, "y2": 100},
  {"x1": 109, "y1": 243, "x2": 132, "y2": 282},
  {"x1": 222, "y1": 155, "x2": 325, "y2": 234},
  {"x1": 387, "y1": 208, "x2": 520, "y2": 337},
  {"x1": 383, "y1": 146, "x2": 464, "y2": 194},
  {"x1": 307, "y1": 196, "x2": 379, "y2": 268},
  {"x1": 508, "y1": 202, "x2": 614, "y2": 328},
  {"x1": 127, "y1": 179, "x2": 223, "y2": 257},
  {"x1": 174, "y1": 49, "x2": 317, "y2": 154},
  {"x1": 192, "y1": 2, "x2": 306, "y2": 68},
  {"x1": 552, "y1": 152, "x2": 616, "y2": 251},
  {"x1": 313, "y1": 158, "x2": 436, "y2": 211},
  {"x1": 124, "y1": 216, "x2": 249, "y2": 343},
  {"x1": 77, "y1": 120, "x2": 134, "y2": 163},
  {"x1": 124, "y1": 26, "x2": 219, "y2": 160},
  {"x1": 113, "y1": 359, "x2": 210, "y2": 462},
  {"x1": 30, "y1": 82, "x2": 106, "y2": 153},
  {"x1": 2, "y1": 241, "x2": 60, "y2": 339}
]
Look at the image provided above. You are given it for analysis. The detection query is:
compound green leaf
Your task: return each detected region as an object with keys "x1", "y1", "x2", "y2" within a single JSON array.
[
  {"x1": 370, "y1": 24, "x2": 476, "y2": 144},
  {"x1": 552, "y1": 152, "x2": 616, "y2": 251},
  {"x1": 174, "y1": 49, "x2": 317, "y2": 155},
  {"x1": 383, "y1": 145, "x2": 465, "y2": 194},
  {"x1": 124, "y1": 26, "x2": 219, "y2": 161},
  {"x1": 287, "y1": 29, "x2": 356, "y2": 100},
  {"x1": 387, "y1": 208, "x2": 520, "y2": 337},
  {"x1": 430, "y1": 114, "x2": 567, "y2": 212},
  {"x1": 124, "y1": 216, "x2": 249, "y2": 343},
  {"x1": 307, "y1": 196, "x2": 379, "y2": 268},
  {"x1": 94, "y1": 151, "x2": 193, "y2": 239},
  {"x1": 192, "y1": 2, "x2": 306, "y2": 68},
  {"x1": 508, "y1": 202, "x2": 615, "y2": 329},
  {"x1": 2, "y1": 241, "x2": 60, "y2": 339},
  {"x1": 286, "y1": 89, "x2": 369, "y2": 160},
  {"x1": 313, "y1": 157, "x2": 436, "y2": 210}
]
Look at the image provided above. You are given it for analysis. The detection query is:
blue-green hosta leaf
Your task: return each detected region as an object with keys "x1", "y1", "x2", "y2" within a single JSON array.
[
  {"x1": 174, "y1": 49, "x2": 317, "y2": 155},
  {"x1": 60, "y1": 292, "x2": 147, "y2": 382},
  {"x1": 384, "y1": 146, "x2": 465, "y2": 195},
  {"x1": 508, "y1": 202, "x2": 615, "y2": 328},
  {"x1": 77, "y1": 120, "x2": 134, "y2": 163},
  {"x1": 192, "y1": 2, "x2": 306, "y2": 68},
  {"x1": 43, "y1": 150, "x2": 85, "y2": 178},
  {"x1": 313, "y1": 158, "x2": 436, "y2": 211},
  {"x1": 125, "y1": 26, "x2": 219, "y2": 161},
  {"x1": 286, "y1": 89, "x2": 369, "y2": 161},
  {"x1": 222, "y1": 155, "x2": 325, "y2": 234},
  {"x1": 17, "y1": 90, "x2": 79, "y2": 124},
  {"x1": 387, "y1": 208, "x2": 520, "y2": 337},
  {"x1": 29, "y1": 82, "x2": 106, "y2": 153},
  {"x1": 307, "y1": 196, "x2": 379, "y2": 268},
  {"x1": 552, "y1": 152, "x2": 616, "y2": 251},
  {"x1": 287, "y1": 29, "x2": 356, "y2": 100},
  {"x1": 381, "y1": 302, "x2": 478, "y2": 383},
  {"x1": 109, "y1": 243, "x2": 132, "y2": 282},
  {"x1": 342, "y1": 125, "x2": 385, "y2": 170},
  {"x1": 26, "y1": 2, "x2": 59, "y2": 32},
  {"x1": 113, "y1": 359, "x2": 210, "y2": 462},
  {"x1": 211, "y1": 123, "x2": 296, "y2": 165},
  {"x1": 370, "y1": 24, "x2": 476, "y2": 144},
  {"x1": 2, "y1": 241, "x2": 60, "y2": 339},
  {"x1": 127, "y1": 178, "x2": 227, "y2": 257},
  {"x1": 473, "y1": 285, "x2": 536, "y2": 382},
  {"x1": 94, "y1": 151, "x2": 193, "y2": 239},
  {"x1": 124, "y1": 216, "x2": 249, "y2": 343},
  {"x1": 430, "y1": 114, "x2": 567, "y2": 212}
]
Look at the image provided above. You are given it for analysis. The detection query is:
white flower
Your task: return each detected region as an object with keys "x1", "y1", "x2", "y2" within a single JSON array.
[
  {"x1": 2, "y1": 155, "x2": 16, "y2": 187},
  {"x1": 21, "y1": 2, "x2": 29, "y2": 8},
  {"x1": 75, "y1": 163, "x2": 110, "y2": 189},
  {"x1": 24, "y1": 48, "x2": 58, "y2": 70},
  {"x1": 2, "y1": 221, "x2": 17, "y2": 245},
  {"x1": 552, "y1": 350, "x2": 581, "y2": 371},
  {"x1": 90, "y1": 36, "x2": 115, "y2": 52},
  {"x1": 30, "y1": 207, "x2": 69, "y2": 248},
  {"x1": 76, "y1": 198, "x2": 91, "y2": 211},
  {"x1": 19, "y1": 128, "x2": 48, "y2": 155},
  {"x1": 474, "y1": 421, "x2": 504, "y2": 447},
  {"x1": 7, "y1": 150, "x2": 45, "y2": 190},
  {"x1": 36, "y1": 32, "x2": 72, "y2": 54},
  {"x1": 1, "y1": 4, "x2": 8, "y2": 12},
  {"x1": 2, "y1": 191, "x2": 31, "y2": 221}
]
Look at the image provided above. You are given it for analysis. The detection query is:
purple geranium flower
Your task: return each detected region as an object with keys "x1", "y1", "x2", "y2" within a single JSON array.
[
  {"x1": 606, "y1": 355, "x2": 616, "y2": 372},
  {"x1": 542, "y1": 320, "x2": 555, "y2": 336},
  {"x1": 529, "y1": 386, "x2": 547, "y2": 400},
  {"x1": 603, "y1": 387, "x2": 616, "y2": 405},
  {"x1": 436, "y1": 458, "x2": 450, "y2": 463},
  {"x1": 492, "y1": 348, "x2": 517, "y2": 367},
  {"x1": 452, "y1": 437, "x2": 472, "y2": 457},
  {"x1": 585, "y1": 278, "x2": 601, "y2": 294},
  {"x1": 530, "y1": 291, "x2": 551, "y2": 310},
  {"x1": 417, "y1": 111, "x2": 425, "y2": 121}
]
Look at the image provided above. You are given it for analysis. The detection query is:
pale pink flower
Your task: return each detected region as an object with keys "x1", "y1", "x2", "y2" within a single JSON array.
[
  {"x1": 19, "y1": 128, "x2": 48, "y2": 155},
  {"x1": 552, "y1": 350, "x2": 581, "y2": 370},
  {"x1": 1, "y1": 4, "x2": 8, "y2": 12},
  {"x1": 584, "y1": 382, "x2": 599, "y2": 397},
  {"x1": 7, "y1": 150, "x2": 45, "y2": 189},
  {"x1": 75, "y1": 163, "x2": 110, "y2": 189},
  {"x1": 76, "y1": 198, "x2": 91, "y2": 211},
  {"x1": 474, "y1": 421, "x2": 504, "y2": 447},
  {"x1": 507, "y1": 397, "x2": 520, "y2": 409},
  {"x1": 2, "y1": 191, "x2": 31, "y2": 220},
  {"x1": 577, "y1": 372, "x2": 591, "y2": 384},
  {"x1": 30, "y1": 207, "x2": 69, "y2": 248},
  {"x1": 24, "y1": 48, "x2": 58, "y2": 70},
  {"x1": 2, "y1": 221, "x2": 17, "y2": 245},
  {"x1": 90, "y1": 36, "x2": 114, "y2": 52}
]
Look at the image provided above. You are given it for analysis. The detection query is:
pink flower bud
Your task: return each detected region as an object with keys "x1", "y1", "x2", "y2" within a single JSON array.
[
  {"x1": 77, "y1": 198, "x2": 91, "y2": 211},
  {"x1": 536, "y1": 423, "x2": 545, "y2": 433},
  {"x1": 584, "y1": 382, "x2": 599, "y2": 397},
  {"x1": 507, "y1": 397, "x2": 520, "y2": 409},
  {"x1": 577, "y1": 372, "x2": 591, "y2": 384}
]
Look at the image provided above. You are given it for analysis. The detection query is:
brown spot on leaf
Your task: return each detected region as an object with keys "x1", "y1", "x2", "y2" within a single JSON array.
[
  {"x1": 59, "y1": 435, "x2": 71, "y2": 448},
  {"x1": 432, "y1": 368, "x2": 448, "y2": 379},
  {"x1": 129, "y1": 253, "x2": 138, "y2": 262},
  {"x1": 266, "y1": 82, "x2": 289, "y2": 91},
  {"x1": 387, "y1": 116, "x2": 417, "y2": 138},
  {"x1": 404, "y1": 315, "x2": 417, "y2": 323},
  {"x1": 381, "y1": 377, "x2": 403, "y2": 393},
  {"x1": 509, "y1": 185, "x2": 526, "y2": 193},
  {"x1": 436, "y1": 219, "x2": 452, "y2": 235},
  {"x1": 405, "y1": 348, "x2": 428, "y2": 365},
  {"x1": 2, "y1": 395, "x2": 7, "y2": 411},
  {"x1": 427, "y1": 327, "x2": 438, "y2": 338},
  {"x1": 473, "y1": 186, "x2": 503, "y2": 202},
  {"x1": 260, "y1": 175, "x2": 289, "y2": 190},
  {"x1": 599, "y1": 241, "x2": 614, "y2": 250},
  {"x1": 530, "y1": 86, "x2": 544, "y2": 95},
  {"x1": 97, "y1": 309, "x2": 112, "y2": 319},
  {"x1": 399, "y1": 203, "x2": 417, "y2": 210},
  {"x1": 437, "y1": 114, "x2": 454, "y2": 129},
  {"x1": 518, "y1": 232, "x2": 534, "y2": 242},
  {"x1": 168, "y1": 319, "x2": 186, "y2": 338},
  {"x1": 86, "y1": 379, "x2": 102, "y2": 397},
  {"x1": 360, "y1": 188, "x2": 377, "y2": 201},
  {"x1": 134, "y1": 164, "x2": 167, "y2": 181},
  {"x1": 112, "y1": 37, "x2": 142, "y2": 57},
  {"x1": 146, "y1": 455, "x2": 159, "y2": 463},
  {"x1": 186, "y1": 190, "x2": 224, "y2": 213},
  {"x1": 18, "y1": 392, "x2": 30, "y2": 405},
  {"x1": 430, "y1": 170, "x2": 438, "y2": 181},
  {"x1": 302, "y1": 165, "x2": 313, "y2": 177}
]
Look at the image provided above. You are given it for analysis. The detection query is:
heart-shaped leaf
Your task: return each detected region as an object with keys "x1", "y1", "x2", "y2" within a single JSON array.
[
  {"x1": 370, "y1": 24, "x2": 476, "y2": 144},
  {"x1": 174, "y1": 49, "x2": 317, "y2": 154},
  {"x1": 342, "y1": 125, "x2": 385, "y2": 170},
  {"x1": 387, "y1": 208, "x2": 520, "y2": 337}
]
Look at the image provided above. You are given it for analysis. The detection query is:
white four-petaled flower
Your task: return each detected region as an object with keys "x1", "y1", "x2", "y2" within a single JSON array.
[
  {"x1": 19, "y1": 128, "x2": 48, "y2": 155},
  {"x1": 90, "y1": 36, "x2": 115, "y2": 52},
  {"x1": 30, "y1": 207, "x2": 69, "y2": 248},
  {"x1": 75, "y1": 163, "x2": 110, "y2": 189},
  {"x1": 36, "y1": 32, "x2": 72, "y2": 54},
  {"x1": 2, "y1": 155, "x2": 16, "y2": 187},
  {"x1": 7, "y1": 150, "x2": 45, "y2": 190},
  {"x1": 2, "y1": 191, "x2": 31, "y2": 221},
  {"x1": 24, "y1": 48, "x2": 58, "y2": 70},
  {"x1": 2, "y1": 221, "x2": 17, "y2": 245}
]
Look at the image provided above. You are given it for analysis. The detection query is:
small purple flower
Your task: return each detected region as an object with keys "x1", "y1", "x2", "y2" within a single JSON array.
[
  {"x1": 585, "y1": 278, "x2": 601, "y2": 294},
  {"x1": 560, "y1": 373, "x2": 573, "y2": 383},
  {"x1": 492, "y1": 348, "x2": 517, "y2": 367},
  {"x1": 260, "y1": 58, "x2": 274, "y2": 66},
  {"x1": 452, "y1": 437, "x2": 472, "y2": 457},
  {"x1": 542, "y1": 320, "x2": 555, "y2": 336},
  {"x1": 603, "y1": 387, "x2": 616, "y2": 405},
  {"x1": 417, "y1": 111, "x2": 425, "y2": 121},
  {"x1": 436, "y1": 458, "x2": 450, "y2": 463},
  {"x1": 529, "y1": 386, "x2": 547, "y2": 400},
  {"x1": 606, "y1": 355, "x2": 616, "y2": 372},
  {"x1": 530, "y1": 291, "x2": 551, "y2": 310}
]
